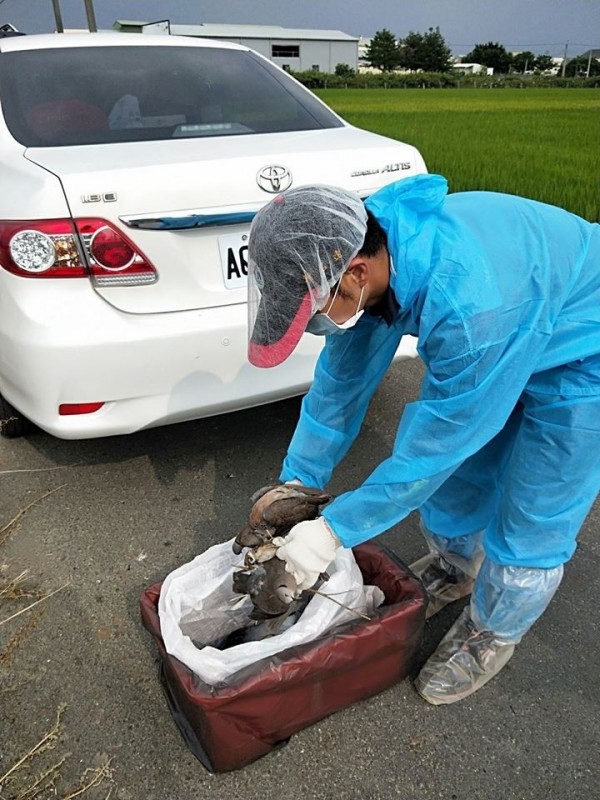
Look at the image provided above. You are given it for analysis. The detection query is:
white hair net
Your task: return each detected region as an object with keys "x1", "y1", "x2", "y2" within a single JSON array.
[{"x1": 247, "y1": 185, "x2": 368, "y2": 368}]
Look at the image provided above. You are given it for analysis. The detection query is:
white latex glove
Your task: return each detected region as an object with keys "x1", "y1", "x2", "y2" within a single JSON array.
[{"x1": 274, "y1": 517, "x2": 340, "y2": 591}]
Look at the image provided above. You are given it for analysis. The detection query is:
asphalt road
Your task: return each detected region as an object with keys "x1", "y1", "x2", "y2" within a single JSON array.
[{"x1": 1, "y1": 357, "x2": 598, "y2": 800}]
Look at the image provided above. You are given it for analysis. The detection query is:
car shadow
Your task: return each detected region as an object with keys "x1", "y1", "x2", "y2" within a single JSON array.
[{"x1": 21, "y1": 357, "x2": 427, "y2": 552}]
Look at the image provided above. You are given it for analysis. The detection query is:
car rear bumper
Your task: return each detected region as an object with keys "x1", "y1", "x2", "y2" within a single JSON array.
[{"x1": 0, "y1": 280, "x2": 418, "y2": 439}]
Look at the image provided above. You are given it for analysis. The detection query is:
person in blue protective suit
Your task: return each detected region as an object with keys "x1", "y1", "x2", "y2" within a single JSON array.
[{"x1": 246, "y1": 175, "x2": 600, "y2": 705}]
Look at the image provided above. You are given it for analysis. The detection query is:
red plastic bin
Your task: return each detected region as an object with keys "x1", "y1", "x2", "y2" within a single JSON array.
[{"x1": 140, "y1": 542, "x2": 427, "y2": 773}]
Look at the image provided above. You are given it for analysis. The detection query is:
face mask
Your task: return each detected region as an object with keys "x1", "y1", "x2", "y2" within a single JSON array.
[
  {"x1": 306, "y1": 284, "x2": 364, "y2": 337},
  {"x1": 306, "y1": 313, "x2": 343, "y2": 336}
]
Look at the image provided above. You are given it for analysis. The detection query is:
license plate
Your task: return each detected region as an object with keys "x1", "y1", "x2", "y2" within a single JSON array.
[{"x1": 219, "y1": 232, "x2": 249, "y2": 289}]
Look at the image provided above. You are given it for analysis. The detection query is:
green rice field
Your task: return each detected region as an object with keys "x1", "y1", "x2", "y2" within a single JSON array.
[{"x1": 316, "y1": 89, "x2": 599, "y2": 221}]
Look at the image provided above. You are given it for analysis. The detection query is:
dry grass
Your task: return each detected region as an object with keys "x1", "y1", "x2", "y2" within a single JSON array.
[
  {"x1": 0, "y1": 485, "x2": 65, "y2": 546},
  {"x1": 0, "y1": 608, "x2": 43, "y2": 667},
  {"x1": 0, "y1": 701, "x2": 114, "y2": 799},
  {"x1": 0, "y1": 570, "x2": 44, "y2": 601},
  {"x1": 0, "y1": 704, "x2": 67, "y2": 787},
  {"x1": 0, "y1": 486, "x2": 116, "y2": 799},
  {"x1": 0, "y1": 582, "x2": 70, "y2": 628},
  {"x1": 60, "y1": 760, "x2": 115, "y2": 800},
  {"x1": 14, "y1": 753, "x2": 70, "y2": 800}
]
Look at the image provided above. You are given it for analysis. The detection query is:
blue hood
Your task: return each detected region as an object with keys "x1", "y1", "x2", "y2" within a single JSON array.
[{"x1": 365, "y1": 174, "x2": 447, "y2": 313}]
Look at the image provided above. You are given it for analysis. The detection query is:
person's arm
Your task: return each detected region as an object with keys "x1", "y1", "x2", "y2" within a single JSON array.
[
  {"x1": 322, "y1": 296, "x2": 552, "y2": 547},
  {"x1": 280, "y1": 313, "x2": 405, "y2": 488}
]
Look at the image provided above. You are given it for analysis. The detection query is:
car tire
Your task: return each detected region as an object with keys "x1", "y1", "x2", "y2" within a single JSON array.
[{"x1": 0, "y1": 393, "x2": 30, "y2": 438}]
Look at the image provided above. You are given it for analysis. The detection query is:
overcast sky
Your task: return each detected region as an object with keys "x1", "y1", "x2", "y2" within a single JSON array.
[{"x1": 2, "y1": 0, "x2": 598, "y2": 57}]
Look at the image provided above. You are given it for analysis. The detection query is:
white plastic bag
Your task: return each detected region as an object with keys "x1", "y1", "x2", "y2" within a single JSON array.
[{"x1": 158, "y1": 539, "x2": 384, "y2": 685}]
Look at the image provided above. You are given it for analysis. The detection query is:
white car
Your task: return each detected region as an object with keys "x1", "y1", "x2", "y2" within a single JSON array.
[{"x1": 0, "y1": 32, "x2": 424, "y2": 440}]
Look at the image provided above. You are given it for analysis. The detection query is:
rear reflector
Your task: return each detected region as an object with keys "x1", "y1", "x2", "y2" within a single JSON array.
[{"x1": 59, "y1": 402, "x2": 105, "y2": 416}]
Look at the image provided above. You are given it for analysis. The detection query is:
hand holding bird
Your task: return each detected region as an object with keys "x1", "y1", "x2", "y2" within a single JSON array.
[{"x1": 231, "y1": 482, "x2": 333, "y2": 626}]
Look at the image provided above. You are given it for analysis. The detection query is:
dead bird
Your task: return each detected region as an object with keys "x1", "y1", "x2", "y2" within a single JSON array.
[
  {"x1": 220, "y1": 596, "x2": 310, "y2": 648},
  {"x1": 243, "y1": 540, "x2": 278, "y2": 567},
  {"x1": 232, "y1": 482, "x2": 332, "y2": 554},
  {"x1": 232, "y1": 556, "x2": 299, "y2": 617},
  {"x1": 229, "y1": 484, "x2": 331, "y2": 643}
]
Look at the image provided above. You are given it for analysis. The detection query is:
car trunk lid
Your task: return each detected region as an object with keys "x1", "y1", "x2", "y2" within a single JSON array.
[{"x1": 25, "y1": 127, "x2": 425, "y2": 314}]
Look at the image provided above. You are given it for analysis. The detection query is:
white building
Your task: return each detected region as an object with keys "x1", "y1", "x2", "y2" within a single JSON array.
[
  {"x1": 453, "y1": 62, "x2": 494, "y2": 75},
  {"x1": 113, "y1": 20, "x2": 359, "y2": 74},
  {"x1": 358, "y1": 36, "x2": 372, "y2": 64}
]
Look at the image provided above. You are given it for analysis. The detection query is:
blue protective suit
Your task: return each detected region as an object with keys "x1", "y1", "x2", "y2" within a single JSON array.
[{"x1": 279, "y1": 175, "x2": 600, "y2": 569}]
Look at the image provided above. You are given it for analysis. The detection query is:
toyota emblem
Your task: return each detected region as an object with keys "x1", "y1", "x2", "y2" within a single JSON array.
[{"x1": 257, "y1": 165, "x2": 292, "y2": 193}]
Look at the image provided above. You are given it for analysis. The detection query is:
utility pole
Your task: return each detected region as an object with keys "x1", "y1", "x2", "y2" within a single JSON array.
[
  {"x1": 51, "y1": 0, "x2": 64, "y2": 32},
  {"x1": 83, "y1": 0, "x2": 97, "y2": 32},
  {"x1": 560, "y1": 41, "x2": 568, "y2": 77},
  {"x1": 586, "y1": 51, "x2": 593, "y2": 78}
]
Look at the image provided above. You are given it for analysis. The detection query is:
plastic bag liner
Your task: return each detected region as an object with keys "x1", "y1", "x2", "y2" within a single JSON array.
[
  {"x1": 157, "y1": 539, "x2": 385, "y2": 685},
  {"x1": 140, "y1": 542, "x2": 427, "y2": 773}
]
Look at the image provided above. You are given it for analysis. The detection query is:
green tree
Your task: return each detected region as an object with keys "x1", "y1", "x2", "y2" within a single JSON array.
[
  {"x1": 464, "y1": 42, "x2": 512, "y2": 73},
  {"x1": 511, "y1": 50, "x2": 536, "y2": 73},
  {"x1": 534, "y1": 53, "x2": 555, "y2": 72},
  {"x1": 365, "y1": 28, "x2": 401, "y2": 72},
  {"x1": 419, "y1": 26, "x2": 453, "y2": 72},
  {"x1": 334, "y1": 63, "x2": 355, "y2": 77},
  {"x1": 399, "y1": 27, "x2": 453, "y2": 72},
  {"x1": 565, "y1": 55, "x2": 600, "y2": 77},
  {"x1": 398, "y1": 30, "x2": 424, "y2": 71}
]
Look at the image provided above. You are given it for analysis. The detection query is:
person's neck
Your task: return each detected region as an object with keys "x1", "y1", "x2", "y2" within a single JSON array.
[{"x1": 364, "y1": 247, "x2": 391, "y2": 307}]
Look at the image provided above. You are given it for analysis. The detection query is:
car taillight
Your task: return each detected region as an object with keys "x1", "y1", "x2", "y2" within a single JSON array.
[
  {"x1": 89, "y1": 227, "x2": 135, "y2": 270},
  {"x1": 76, "y1": 218, "x2": 157, "y2": 286},
  {"x1": 0, "y1": 219, "x2": 85, "y2": 277},
  {"x1": 0, "y1": 218, "x2": 157, "y2": 285}
]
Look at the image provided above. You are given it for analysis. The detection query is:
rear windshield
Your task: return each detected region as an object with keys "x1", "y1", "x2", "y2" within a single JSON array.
[{"x1": 0, "y1": 44, "x2": 342, "y2": 147}]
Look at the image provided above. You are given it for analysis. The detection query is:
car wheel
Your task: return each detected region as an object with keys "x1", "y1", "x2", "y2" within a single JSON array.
[{"x1": 0, "y1": 394, "x2": 30, "y2": 438}]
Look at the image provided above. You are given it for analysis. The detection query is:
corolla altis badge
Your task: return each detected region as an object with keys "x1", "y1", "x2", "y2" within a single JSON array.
[
  {"x1": 350, "y1": 162, "x2": 411, "y2": 178},
  {"x1": 256, "y1": 165, "x2": 292, "y2": 193}
]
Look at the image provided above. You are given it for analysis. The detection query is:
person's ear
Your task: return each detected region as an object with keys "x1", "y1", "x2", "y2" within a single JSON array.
[{"x1": 345, "y1": 255, "x2": 369, "y2": 288}]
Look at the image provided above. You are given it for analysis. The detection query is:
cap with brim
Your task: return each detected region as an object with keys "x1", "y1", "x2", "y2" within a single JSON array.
[
  {"x1": 247, "y1": 185, "x2": 368, "y2": 368},
  {"x1": 248, "y1": 291, "x2": 314, "y2": 368}
]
